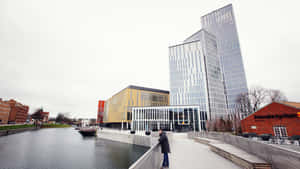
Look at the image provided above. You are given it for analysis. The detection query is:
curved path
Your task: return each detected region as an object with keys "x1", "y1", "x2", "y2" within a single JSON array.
[{"x1": 168, "y1": 133, "x2": 241, "y2": 169}]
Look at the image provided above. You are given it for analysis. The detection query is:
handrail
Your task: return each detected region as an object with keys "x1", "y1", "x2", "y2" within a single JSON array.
[{"x1": 129, "y1": 142, "x2": 160, "y2": 169}]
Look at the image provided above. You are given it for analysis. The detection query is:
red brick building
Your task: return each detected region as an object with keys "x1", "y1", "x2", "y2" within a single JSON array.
[
  {"x1": 97, "y1": 100, "x2": 105, "y2": 124},
  {"x1": 6, "y1": 99, "x2": 29, "y2": 123},
  {"x1": 241, "y1": 102, "x2": 300, "y2": 137},
  {"x1": 41, "y1": 112, "x2": 49, "y2": 122},
  {"x1": 0, "y1": 99, "x2": 11, "y2": 124}
]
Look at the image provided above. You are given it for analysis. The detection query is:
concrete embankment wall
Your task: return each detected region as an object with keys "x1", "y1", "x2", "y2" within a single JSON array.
[
  {"x1": 189, "y1": 132, "x2": 300, "y2": 169},
  {"x1": 97, "y1": 130, "x2": 163, "y2": 169},
  {"x1": 0, "y1": 127, "x2": 38, "y2": 136},
  {"x1": 129, "y1": 143, "x2": 162, "y2": 169},
  {"x1": 97, "y1": 130, "x2": 157, "y2": 147}
]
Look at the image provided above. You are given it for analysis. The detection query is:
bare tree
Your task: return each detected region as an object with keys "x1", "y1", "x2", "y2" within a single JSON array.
[
  {"x1": 236, "y1": 86, "x2": 268, "y2": 114},
  {"x1": 56, "y1": 113, "x2": 72, "y2": 124},
  {"x1": 268, "y1": 89, "x2": 288, "y2": 102},
  {"x1": 237, "y1": 86, "x2": 288, "y2": 116},
  {"x1": 31, "y1": 108, "x2": 44, "y2": 120},
  {"x1": 237, "y1": 93, "x2": 252, "y2": 116},
  {"x1": 248, "y1": 86, "x2": 269, "y2": 112}
]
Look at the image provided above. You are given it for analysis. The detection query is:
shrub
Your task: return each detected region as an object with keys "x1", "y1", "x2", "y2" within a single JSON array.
[
  {"x1": 291, "y1": 135, "x2": 300, "y2": 140},
  {"x1": 41, "y1": 123, "x2": 71, "y2": 128},
  {"x1": 0, "y1": 124, "x2": 34, "y2": 130},
  {"x1": 145, "y1": 131, "x2": 151, "y2": 135},
  {"x1": 242, "y1": 132, "x2": 257, "y2": 138},
  {"x1": 259, "y1": 134, "x2": 272, "y2": 141}
]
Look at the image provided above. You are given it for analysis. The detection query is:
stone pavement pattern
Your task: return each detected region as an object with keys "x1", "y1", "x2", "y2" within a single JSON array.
[{"x1": 168, "y1": 133, "x2": 241, "y2": 169}]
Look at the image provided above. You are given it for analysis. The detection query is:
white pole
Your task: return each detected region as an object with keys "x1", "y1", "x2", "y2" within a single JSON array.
[
  {"x1": 121, "y1": 120, "x2": 123, "y2": 130},
  {"x1": 198, "y1": 109, "x2": 201, "y2": 132},
  {"x1": 137, "y1": 109, "x2": 139, "y2": 132},
  {"x1": 173, "y1": 107, "x2": 175, "y2": 131},
  {"x1": 188, "y1": 108, "x2": 190, "y2": 125},
  {"x1": 193, "y1": 108, "x2": 195, "y2": 132}
]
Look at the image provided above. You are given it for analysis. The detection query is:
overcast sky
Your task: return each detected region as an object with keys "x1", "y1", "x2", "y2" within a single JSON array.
[{"x1": 1, "y1": 0, "x2": 299, "y2": 118}]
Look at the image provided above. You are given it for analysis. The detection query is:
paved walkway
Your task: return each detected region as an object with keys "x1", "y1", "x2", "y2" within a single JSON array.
[{"x1": 168, "y1": 133, "x2": 241, "y2": 169}]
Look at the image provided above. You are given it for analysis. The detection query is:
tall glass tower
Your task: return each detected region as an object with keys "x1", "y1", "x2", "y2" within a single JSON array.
[
  {"x1": 169, "y1": 30, "x2": 227, "y2": 119},
  {"x1": 201, "y1": 4, "x2": 248, "y2": 115}
]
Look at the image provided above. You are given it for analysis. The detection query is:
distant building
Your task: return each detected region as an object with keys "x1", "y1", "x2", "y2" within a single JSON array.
[
  {"x1": 97, "y1": 100, "x2": 105, "y2": 124},
  {"x1": 103, "y1": 85, "x2": 169, "y2": 129},
  {"x1": 0, "y1": 99, "x2": 11, "y2": 124},
  {"x1": 241, "y1": 102, "x2": 300, "y2": 137},
  {"x1": 169, "y1": 29, "x2": 227, "y2": 119},
  {"x1": 201, "y1": 4, "x2": 248, "y2": 115},
  {"x1": 6, "y1": 99, "x2": 29, "y2": 123},
  {"x1": 41, "y1": 112, "x2": 49, "y2": 123}
]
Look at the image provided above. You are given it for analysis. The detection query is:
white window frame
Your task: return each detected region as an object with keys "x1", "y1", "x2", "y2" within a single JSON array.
[{"x1": 273, "y1": 126, "x2": 288, "y2": 137}]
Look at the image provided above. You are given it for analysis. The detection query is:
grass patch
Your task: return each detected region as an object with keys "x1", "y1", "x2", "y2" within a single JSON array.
[
  {"x1": 41, "y1": 123, "x2": 71, "y2": 128},
  {"x1": 0, "y1": 124, "x2": 35, "y2": 130}
]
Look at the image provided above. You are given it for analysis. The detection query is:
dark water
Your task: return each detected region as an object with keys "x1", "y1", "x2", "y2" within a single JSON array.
[{"x1": 0, "y1": 128, "x2": 148, "y2": 169}]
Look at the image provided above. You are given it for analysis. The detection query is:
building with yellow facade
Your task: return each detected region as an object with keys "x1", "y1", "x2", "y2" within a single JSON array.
[{"x1": 103, "y1": 85, "x2": 169, "y2": 129}]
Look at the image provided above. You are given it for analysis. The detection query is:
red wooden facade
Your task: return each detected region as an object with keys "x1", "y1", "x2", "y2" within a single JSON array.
[{"x1": 241, "y1": 102, "x2": 300, "y2": 137}]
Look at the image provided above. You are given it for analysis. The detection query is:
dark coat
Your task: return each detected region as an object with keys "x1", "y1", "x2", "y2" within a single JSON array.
[{"x1": 159, "y1": 132, "x2": 170, "y2": 154}]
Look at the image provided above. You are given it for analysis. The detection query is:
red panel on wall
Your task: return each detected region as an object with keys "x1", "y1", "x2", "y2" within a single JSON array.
[{"x1": 97, "y1": 100, "x2": 105, "y2": 124}]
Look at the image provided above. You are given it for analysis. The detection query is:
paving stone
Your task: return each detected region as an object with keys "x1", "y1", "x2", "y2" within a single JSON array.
[{"x1": 168, "y1": 133, "x2": 241, "y2": 169}]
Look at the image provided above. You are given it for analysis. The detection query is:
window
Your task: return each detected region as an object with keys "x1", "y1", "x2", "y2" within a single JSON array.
[
  {"x1": 273, "y1": 126, "x2": 288, "y2": 137},
  {"x1": 127, "y1": 112, "x2": 131, "y2": 120}
]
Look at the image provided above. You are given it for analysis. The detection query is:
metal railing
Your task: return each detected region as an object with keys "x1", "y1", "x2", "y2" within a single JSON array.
[{"x1": 129, "y1": 142, "x2": 162, "y2": 169}]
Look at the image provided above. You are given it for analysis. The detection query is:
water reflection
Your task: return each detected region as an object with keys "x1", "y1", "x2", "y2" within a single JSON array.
[{"x1": 0, "y1": 128, "x2": 148, "y2": 169}]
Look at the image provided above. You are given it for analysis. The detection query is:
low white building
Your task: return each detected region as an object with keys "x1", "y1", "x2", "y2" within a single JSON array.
[{"x1": 131, "y1": 105, "x2": 208, "y2": 132}]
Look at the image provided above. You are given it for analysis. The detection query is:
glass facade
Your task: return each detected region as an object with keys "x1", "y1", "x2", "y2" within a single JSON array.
[
  {"x1": 201, "y1": 4, "x2": 248, "y2": 115},
  {"x1": 169, "y1": 30, "x2": 227, "y2": 119},
  {"x1": 131, "y1": 105, "x2": 207, "y2": 132}
]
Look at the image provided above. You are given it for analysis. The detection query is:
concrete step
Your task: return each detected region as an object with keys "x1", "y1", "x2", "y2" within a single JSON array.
[
  {"x1": 194, "y1": 137, "x2": 220, "y2": 145},
  {"x1": 194, "y1": 137, "x2": 272, "y2": 169}
]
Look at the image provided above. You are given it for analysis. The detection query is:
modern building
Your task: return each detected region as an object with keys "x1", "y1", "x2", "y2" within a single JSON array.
[
  {"x1": 169, "y1": 29, "x2": 227, "y2": 119},
  {"x1": 131, "y1": 105, "x2": 207, "y2": 132},
  {"x1": 6, "y1": 99, "x2": 29, "y2": 123},
  {"x1": 241, "y1": 102, "x2": 300, "y2": 137},
  {"x1": 97, "y1": 100, "x2": 105, "y2": 124},
  {"x1": 131, "y1": 4, "x2": 247, "y2": 131},
  {"x1": 201, "y1": 4, "x2": 248, "y2": 115},
  {"x1": 103, "y1": 4, "x2": 248, "y2": 132},
  {"x1": 102, "y1": 85, "x2": 169, "y2": 128},
  {"x1": 0, "y1": 99, "x2": 11, "y2": 124}
]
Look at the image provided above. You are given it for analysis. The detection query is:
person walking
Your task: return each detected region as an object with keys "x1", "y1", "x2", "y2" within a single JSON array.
[{"x1": 158, "y1": 129, "x2": 170, "y2": 169}]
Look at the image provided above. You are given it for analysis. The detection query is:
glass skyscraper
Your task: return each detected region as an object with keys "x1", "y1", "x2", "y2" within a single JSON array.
[
  {"x1": 201, "y1": 4, "x2": 248, "y2": 115},
  {"x1": 130, "y1": 4, "x2": 248, "y2": 131},
  {"x1": 169, "y1": 30, "x2": 227, "y2": 119}
]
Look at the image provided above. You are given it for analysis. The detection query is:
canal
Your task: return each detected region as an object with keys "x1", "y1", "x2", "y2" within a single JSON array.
[{"x1": 0, "y1": 128, "x2": 149, "y2": 169}]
